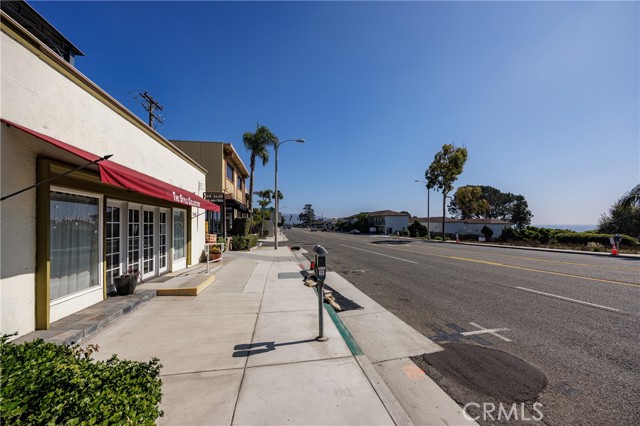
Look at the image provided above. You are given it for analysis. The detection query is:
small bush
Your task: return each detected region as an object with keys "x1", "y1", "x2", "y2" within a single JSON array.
[
  {"x1": 481, "y1": 225, "x2": 494, "y2": 241},
  {"x1": 232, "y1": 234, "x2": 259, "y2": 250},
  {"x1": 0, "y1": 335, "x2": 163, "y2": 425},
  {"x1": 230, "y1": 218, "x2": 251, "y2": 237}
]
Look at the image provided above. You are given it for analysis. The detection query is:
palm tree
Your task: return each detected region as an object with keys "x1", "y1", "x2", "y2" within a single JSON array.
[{"x1": 243, "y1": 124, "x2": 279, "y2": 213}]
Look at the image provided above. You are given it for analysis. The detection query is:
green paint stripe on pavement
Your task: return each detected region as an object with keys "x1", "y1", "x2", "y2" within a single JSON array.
[{"x1": 315, "y1": 287, "x2": 363, "y2": 356}]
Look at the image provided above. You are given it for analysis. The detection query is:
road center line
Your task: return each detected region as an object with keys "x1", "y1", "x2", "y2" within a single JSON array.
[
  {"x1": 382, "y1": 245, "x2": 640, "y2": 288},
  {"x1": 516, "y1": 286, "x2": 621, "y2": 312},
  {"x1": 340, "y1": 244, "x2": 418, "y2": 264}
]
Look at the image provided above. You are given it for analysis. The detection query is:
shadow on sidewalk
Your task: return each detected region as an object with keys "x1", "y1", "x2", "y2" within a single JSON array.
[{"x1": 233, "y1": 339, "x2": 318, "y2": 357}]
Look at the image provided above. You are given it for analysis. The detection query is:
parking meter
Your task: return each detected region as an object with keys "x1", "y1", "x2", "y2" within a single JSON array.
[
  {"x1": 313, "y1": 245, "x2": 329, "y2": 341},
  {"x1": 314, "y1": 245, "x2": 328, "y2": 281}
]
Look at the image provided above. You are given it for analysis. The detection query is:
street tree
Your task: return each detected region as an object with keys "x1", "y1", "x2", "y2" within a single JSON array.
[
  {"x1": 478, "y1": 186, "x2": 518, "y2": 220},
  {"x1": 448, "y1": 186, "x2": 489, "y2": 219},
  {"x1": 511, "y1": 195, "x2": 533, "y2": 229},
  {"x1": 598, "y1": 184, "x2": 640, "y2": 237},
  {"x1": 426, "y1": 144, "x2": 468, "y2": 239},
  {"x1": 299, "y1": 204, "x2": 315, "y2": 227},
  {"x1": 243, "y1": 124, "x2": 278, "y2": 214}
]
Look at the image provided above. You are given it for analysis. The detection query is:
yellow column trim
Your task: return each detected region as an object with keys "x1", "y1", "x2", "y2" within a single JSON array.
[{"x1": 35, "y1": 159, "x2": 50, "y2": 330}]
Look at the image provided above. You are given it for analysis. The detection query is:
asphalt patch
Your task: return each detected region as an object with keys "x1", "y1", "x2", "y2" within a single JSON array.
[
  {"x1": 412, "y1": 343, "x2": 547, "y2": 403},
  {"x1": 371, "y1": 239, "x2": 413, "y2": 245}
]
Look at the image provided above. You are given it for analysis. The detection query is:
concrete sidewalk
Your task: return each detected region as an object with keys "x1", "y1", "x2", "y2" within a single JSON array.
[
  {"x1": 27, "y1": 244, "x2": 476, "y2": 425},
  {"x1": 78, "y1": 246, "x2": 407, "y2": 425}
]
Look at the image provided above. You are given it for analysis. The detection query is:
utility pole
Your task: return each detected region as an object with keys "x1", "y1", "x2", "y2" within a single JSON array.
[{"x1": 138, "y1": 91, "x2": 164, "y2": 129}]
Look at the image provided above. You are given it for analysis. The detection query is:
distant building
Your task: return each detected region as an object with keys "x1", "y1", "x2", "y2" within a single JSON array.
[
  {"x1": 171, "y1": 140, "x2": 249, "y2": 237},
  {"x1": 413, "y1": 217, "x2": 512, "y2": 238},
  {"x1": 346, "y1": 210, "x2": 410, "y2": 234}
]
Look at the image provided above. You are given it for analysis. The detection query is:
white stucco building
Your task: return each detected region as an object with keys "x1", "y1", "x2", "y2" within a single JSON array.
[
  {"x1": 415, "y1": 217, "x2": 512, "y2": 238},
  {"x1": 0, "y1": 2, "x2": 218, "y2": 338}
]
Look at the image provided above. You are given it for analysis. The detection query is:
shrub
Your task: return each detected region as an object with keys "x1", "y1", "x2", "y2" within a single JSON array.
[
  {"x1": 481, "y1": 225, "x2": 494, "y2": 241},
  {"x1": 400, "y1": 229, "x2": 410, "y2": 237},
  {"x1": 0, "y1": 335, "x2": 163, "y2": 425},
  {"x1": 554, "y1": 232, "x2": 638, "y2": 247},
  {"x1": 230, "y1": 218, "x2": 250, "y2": 237},
  {"x1": 232, "y1": 234, "x2": 259, "y2": 251},
  {"x1": 408, "y1": 220, "x2": 429, "y2": 238}
]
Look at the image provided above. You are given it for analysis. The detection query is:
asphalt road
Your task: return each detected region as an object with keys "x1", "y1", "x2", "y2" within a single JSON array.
[{"x1": 283, "y1": 229, "x2": 640, "y2": 426}]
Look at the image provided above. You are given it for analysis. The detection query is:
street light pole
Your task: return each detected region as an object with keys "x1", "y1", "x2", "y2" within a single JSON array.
[
  {"x1": 415, "y1": 180, "x2": 431, "y2": 240},
  {"x1": 274, "y1": 138, "x2": 305, "y2": 249}
]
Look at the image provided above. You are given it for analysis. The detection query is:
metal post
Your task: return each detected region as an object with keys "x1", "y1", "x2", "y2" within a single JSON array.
[
  {"x1": 274, "y1": 143, "x2": 279, "y2": 249},
  {"x1": 317, "y1": 278, "x2": 325, "y2": 340},
  {"x1": 427, "y1": 187, "x2": 431, "y2": 240}
]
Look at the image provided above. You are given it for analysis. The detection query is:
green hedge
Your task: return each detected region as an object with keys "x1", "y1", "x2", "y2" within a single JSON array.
[
  {"x1": 554, "y1": 232, "x2": 638, "y2": 247},
  {"x1": 232, "y1": 234, "x2": 259, "y2": 250},
  {"x1": 0, "y1": 335, "x2": 163, "y2": 425},
  {"x1": 500, "y1": 226, "x2": 639, "y2": 247}
]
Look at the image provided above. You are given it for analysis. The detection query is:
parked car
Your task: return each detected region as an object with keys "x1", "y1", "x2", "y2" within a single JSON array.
[
  {"x1": 310, "y1": 227, "x2": 318, "y2": 232},
  {"x1": 350, "y1": 229, "x2": 360, "y2": 234}
]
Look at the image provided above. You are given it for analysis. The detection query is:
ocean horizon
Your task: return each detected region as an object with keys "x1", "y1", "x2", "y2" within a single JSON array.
[{"x1": 534, "y1": 224, "x2": 597, "y2": 233}]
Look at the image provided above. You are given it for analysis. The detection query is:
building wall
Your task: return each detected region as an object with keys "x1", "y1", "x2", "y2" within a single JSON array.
[
  {"x1": 461, "y1": 223, "x2": 510, "y2": 238},
  {"x1": 426, "y1": 221, "x2": 466, "y2": 235},
  {"x1": 1, "y1": 20, "x2": 207, "y2": 336},
  {"x1": 383, "y1": 216, "x2": 410, "y2": 234},
  {"x1": 0, "y1": 129, "x2": 38, "y2": 336},
  {"x1": 171, "y1": 141, "x2": 225, "y2": 195}
]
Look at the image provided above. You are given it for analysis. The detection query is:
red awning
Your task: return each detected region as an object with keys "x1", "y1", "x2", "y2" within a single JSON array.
[{"x1": 2, "y1": 119, "x2": 219, "y2": 212}]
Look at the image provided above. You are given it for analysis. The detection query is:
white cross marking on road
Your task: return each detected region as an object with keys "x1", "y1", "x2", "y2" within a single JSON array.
[{"x1": 461, "y1": 322, "x2": 512, "y2": 342}]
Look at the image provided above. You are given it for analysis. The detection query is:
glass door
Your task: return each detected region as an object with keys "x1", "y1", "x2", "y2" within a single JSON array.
[
  {"x1": 172, "y1": 208, "x2": 187, "y2": 271},
  {"x1": 142, "y1": 208, "x2": 155, "y2": 280},
  {"x1": 159, "y1": 209, "x2": 169, "y2": 273},
  {"x1": 127, "y1": 205, "x2": 141, "y2": 276},
  {"x1": 106, "y1": 203, "x2": 123, "y2": 294}
]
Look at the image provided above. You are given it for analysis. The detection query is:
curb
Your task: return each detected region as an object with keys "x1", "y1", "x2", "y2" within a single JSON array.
[{"x1": 316, "y1": 287, "x2": 414, "y2": 426}]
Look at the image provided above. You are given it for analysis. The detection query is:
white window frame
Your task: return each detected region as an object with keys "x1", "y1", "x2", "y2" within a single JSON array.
[{"x1": 49, "y1": 187, "x2": 103, "y2": 323}]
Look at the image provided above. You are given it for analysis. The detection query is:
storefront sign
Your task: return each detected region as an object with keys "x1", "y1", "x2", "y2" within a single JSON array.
[
  {"x1": 172, "y1": 191, "x2": 201, "y2": 208},
  {"x1": 204, "y1": 192, "x2": 225, "y2": 204}
]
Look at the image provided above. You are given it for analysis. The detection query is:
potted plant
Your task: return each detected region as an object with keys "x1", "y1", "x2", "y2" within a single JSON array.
[
  {"x1": 114, "y1": 269, "x2": 140, "y2": 296},
  {"x1": 209, "y1": 245, "x2": 222, "y2": 261}
]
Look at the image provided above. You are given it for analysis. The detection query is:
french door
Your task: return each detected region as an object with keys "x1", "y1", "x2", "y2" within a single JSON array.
[
  {"x1": 141, "y1": 208, "x2": 156, "y2": 280},
  {"x1": 158, "y1": 209, "x2": 169, "y2": 274}
]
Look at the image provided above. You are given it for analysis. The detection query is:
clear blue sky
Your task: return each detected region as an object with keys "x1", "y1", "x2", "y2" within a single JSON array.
[{"x1": 29, "y1": 0, "x2": 639, "y2": 225}]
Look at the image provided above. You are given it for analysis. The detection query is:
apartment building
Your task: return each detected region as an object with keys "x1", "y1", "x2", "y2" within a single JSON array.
[{"x1": 171, "y1": 140, "x2": 250, "y2": 237}]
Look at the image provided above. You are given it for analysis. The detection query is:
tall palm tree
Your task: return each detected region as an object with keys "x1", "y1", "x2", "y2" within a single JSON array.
[{"x1": 243, "y1": 124, "x2": 278, "y2": 213}]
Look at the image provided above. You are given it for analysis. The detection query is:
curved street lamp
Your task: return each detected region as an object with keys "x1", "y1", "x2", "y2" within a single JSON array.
[
  {"x1": 274, "y1": 138, "x2": 305, "y2": 249},
  {"x1": 414, "y1": 179, "x2": 431, "y2": 240}
]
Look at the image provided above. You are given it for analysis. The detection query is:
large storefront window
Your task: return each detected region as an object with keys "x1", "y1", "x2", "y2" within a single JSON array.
[
  {"x1": 50, "y1": 191, "x2": 100, "y2": 300},
  {"x1": 173, "y1": 209, "x2": 186, "y2": 260}
]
